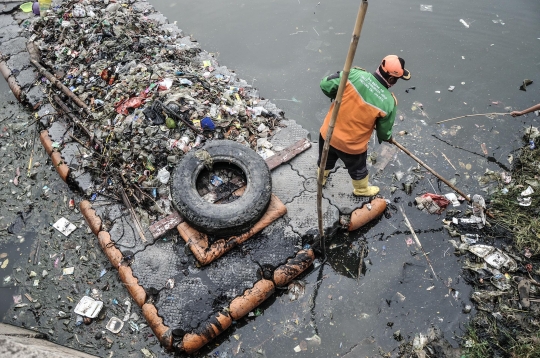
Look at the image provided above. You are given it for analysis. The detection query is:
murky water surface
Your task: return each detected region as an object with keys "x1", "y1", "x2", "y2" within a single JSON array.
[{"x1": 1, "y1": 0, "x2": 540, "y2": 357}]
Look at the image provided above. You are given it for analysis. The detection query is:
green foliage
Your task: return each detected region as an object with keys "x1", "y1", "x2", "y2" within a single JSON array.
[
  {"x1": 490, "y1": 146, "x2": 540, "y2": 255},
  {"x1": 462, "y1": 326, "x2": 492, "y2": 358}
]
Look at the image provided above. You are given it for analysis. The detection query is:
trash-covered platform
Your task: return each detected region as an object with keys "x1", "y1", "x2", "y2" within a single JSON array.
[{"x1": 75, "y1": 118, "x2": 379, "y2": 354}]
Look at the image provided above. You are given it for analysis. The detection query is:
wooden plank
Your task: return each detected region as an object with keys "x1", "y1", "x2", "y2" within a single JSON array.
[
  {"x1": 265, "y1": 138, "x2": 311, "y2": 170},
  {"x1": 149, "y1": 211, "x2": 184, "y2": 239},
  {"x1": 211, "y1": 139, "x2": 312, "y2": 203}
]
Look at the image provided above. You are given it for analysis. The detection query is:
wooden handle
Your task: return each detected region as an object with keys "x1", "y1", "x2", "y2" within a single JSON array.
[{"x1": 391, "y1": 139, "x2": 471, "y2": 202}]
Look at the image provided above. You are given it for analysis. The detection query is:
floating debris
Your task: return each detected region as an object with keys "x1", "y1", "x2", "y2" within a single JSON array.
[
  {"x1": 52, "y1": 217, "x2": 77, "y2": 237},
  {"x1": 415, "y1": 193, "x2": 450, "y2": 214},
  {"x1": 287, "y1": 280, "x2": 305, "y2": 301},
  {"x1": 459, "y1": 19, "x2": 470, "y2": 28},
  {"x1": 106, "y1": 317, "x2": 124, "y2": 334},
  {"x1": 519, "y1": 79, "x2": 533, "y2": 91},
  {"x1": 74, "y1": 296, "x2": 103, "y2": 318},
  {"x1": 468, "y1": 244, "x2": 517, "y2": 271},
  {"x1": 444, "y1": 193, "x2": 461, "y2": 207}
]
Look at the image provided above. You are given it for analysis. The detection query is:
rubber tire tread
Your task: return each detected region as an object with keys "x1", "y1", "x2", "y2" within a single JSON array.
[{"x1": 171, "y1": 140, "x2": 272, "y2": 236}]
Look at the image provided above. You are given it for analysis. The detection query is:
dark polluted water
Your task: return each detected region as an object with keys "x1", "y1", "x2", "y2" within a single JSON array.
[{"x1": 1, "y1": 0, "x2": 539, "y2": 357}]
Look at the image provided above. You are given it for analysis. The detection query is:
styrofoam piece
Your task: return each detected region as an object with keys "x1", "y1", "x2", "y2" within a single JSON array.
[
  {"x1": 52, "y1": 217, "x2": 77, "y2": 236},
  {"x1": 74, "y1": 296, "x2": 103, "y2": 318}
]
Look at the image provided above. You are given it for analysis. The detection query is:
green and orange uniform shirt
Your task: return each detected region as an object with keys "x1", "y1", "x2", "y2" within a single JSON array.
[{"x1": 320, "y1": 67, "x2": 397, "y2": 155}]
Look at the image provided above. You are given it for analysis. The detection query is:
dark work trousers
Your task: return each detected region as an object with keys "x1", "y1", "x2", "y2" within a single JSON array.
[{"x1": 317, "y1": 134, "x2": 368, "y2": 180}]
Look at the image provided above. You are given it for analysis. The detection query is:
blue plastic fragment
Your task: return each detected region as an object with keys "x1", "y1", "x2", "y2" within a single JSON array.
[
  {"x1": 210, "y1": 175, "x2": 223, "y2": 187},
  {"x1": 75, "y1": 315, "x2": 84, "y2": 326},
  {"x1": 201, "y1": 116, "x2": 215, "y2": 131}
]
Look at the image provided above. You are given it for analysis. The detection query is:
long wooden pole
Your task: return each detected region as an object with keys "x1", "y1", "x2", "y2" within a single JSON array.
[
  {"x1": 317, "y1": 0, "x2": 368, "y2": 239},
  {"x1": 119, "y1": 186, "x2": 147, "y2": 243},
  {"x1": 391, "y1": 139, "x2": 471, "y2": 202},
  {"x1": 399, "y1": 207, "x2": 438, "y2": 279},
  {"x1": 436, "y1": 112, "x2": 509, "y2": 124},
  {"x1": 27, "y1": 41, "x2": 93, "y2": 117}
]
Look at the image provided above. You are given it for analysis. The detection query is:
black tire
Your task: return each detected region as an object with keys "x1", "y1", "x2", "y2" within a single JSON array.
[{"x1": 171, "y1": 140, "x2": 272, "y2": 236}]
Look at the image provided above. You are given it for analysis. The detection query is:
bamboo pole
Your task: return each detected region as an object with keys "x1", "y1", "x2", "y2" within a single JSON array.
[
  {"x1": 52, "y1": 94, "x2": 102, "y2": 148},
  {"x1": 391, "y1": 139, "x2": 471, "y2": 202},
  {"x1": 27, "y1": 122, "x2": 38, "y2": 177},
  {"x1": 399, "y1": 207, "x2": 438, "y2": 279},
  {"x1": 357, "y1": 244, "x2": 365, "y2": 283},
  {"x1": 27, "y1": 41, "x2": 93, "y2": 117},
  {"x1": 119, "y1": 186, "x2": 147, "y2": 243},
  {"x1": 436, "y1": 112, "x2": 509, "y2": 124},
  {"x1": 317, "y1": 0, "x2": 368, "y2": 240}
]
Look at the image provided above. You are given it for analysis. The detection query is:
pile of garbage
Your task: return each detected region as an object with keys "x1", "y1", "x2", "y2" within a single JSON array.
[
  {"x1": 30, "y1": 0, "x2": 285, "y2": 218},
  {"x1": 435, "y1": 128, "x2": 540, "y2": 356}
]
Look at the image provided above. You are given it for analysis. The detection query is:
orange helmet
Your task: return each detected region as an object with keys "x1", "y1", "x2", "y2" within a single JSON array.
[{"x1": 380, "y1": 55, "x2": 411, "y2": 80}]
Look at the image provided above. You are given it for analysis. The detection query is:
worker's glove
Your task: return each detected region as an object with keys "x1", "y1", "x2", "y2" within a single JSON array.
[{"x1": 386, "y1": 136, "x2": 394, "y2": 144}]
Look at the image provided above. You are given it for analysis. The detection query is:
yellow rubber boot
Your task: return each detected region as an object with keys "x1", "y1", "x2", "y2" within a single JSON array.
[
  {"x1": 352, "y1": 176, "x2": 379, "y2": 196},
  {"x1": 317, "y1": 168, "x2": 331, "y2": 186}
]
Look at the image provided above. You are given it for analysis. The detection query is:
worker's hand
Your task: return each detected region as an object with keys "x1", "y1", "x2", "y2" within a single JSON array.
[
  {"x1": 386, "y1": 136, "x2": 394, "y2": 144},
  {"x1": 511, "y1": 111, "x2": 523, "y2": 117}
]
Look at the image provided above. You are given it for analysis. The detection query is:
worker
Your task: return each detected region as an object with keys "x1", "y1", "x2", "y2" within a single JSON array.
[
  {"x1": 317, "y1": 55, "x2": 410, "y2": 196},
  {"x1": 511, "y1": 103, "x2": 540, "y2": 117}
]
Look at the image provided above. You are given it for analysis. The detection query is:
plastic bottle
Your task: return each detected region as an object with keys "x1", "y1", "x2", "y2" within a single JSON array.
[
  {"x1": 194, "y1": 135, "x2": 204, "y2": 147},
  {"x1": 180, "y1": 135, "x2": 190, "y2": 145},
  {"x1": 38, "y1": 0, "x2": 51, "y2": 16},
  {"x1": 210, "y1": 104, "x2": 218, "y2": 117}
]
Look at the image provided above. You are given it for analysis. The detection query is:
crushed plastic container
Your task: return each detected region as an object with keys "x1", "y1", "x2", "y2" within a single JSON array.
[
  {"x1": 20, "y1": 2, "x2": 33, "y2": 12},
  {"x1": 52, "y1": 217, "x2": 77, "y2": 236},
  {"x1": 157, "y1": 168, "x2": 171, "y2": 184},
  {"x1": 74, "y1": 296, "x2": 103, "y2": 318},
  {"x1": 444, "y1": 193, "x2": 460, "y2": 207},
  {"x1": 106, "y1": 317, "x2": 124, "y2": 333}
]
